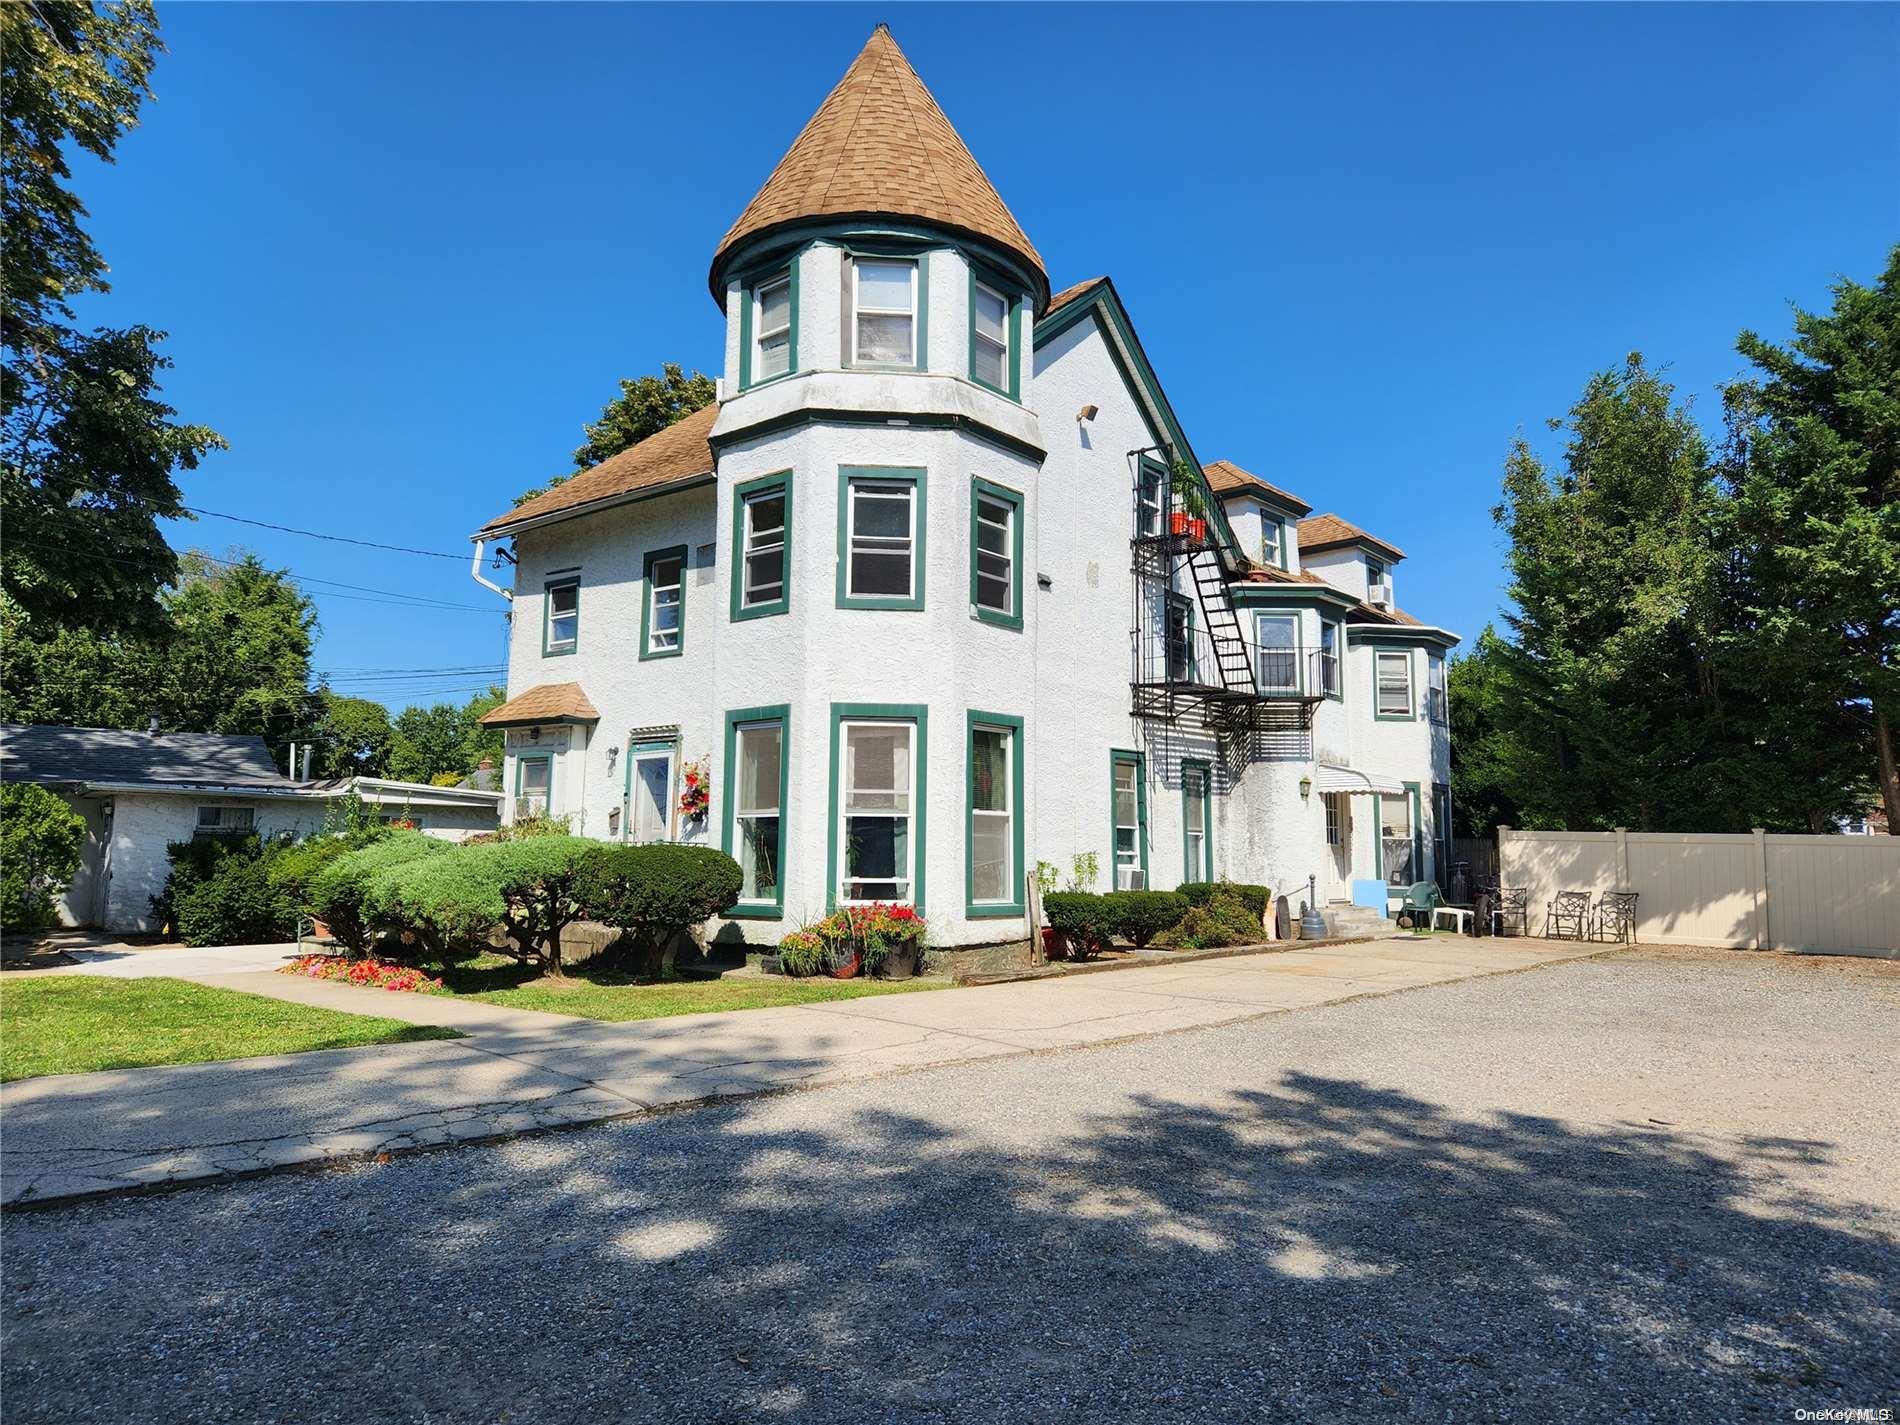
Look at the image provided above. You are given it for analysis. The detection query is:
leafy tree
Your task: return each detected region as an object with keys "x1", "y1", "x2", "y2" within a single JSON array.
[
  {"x1": 386, "y1": 686, "x2": 504, "y2": 784},
  {"x1": 160, "y1": 552, "x2": 318, "y2": 756},
  {"x1": 2, "y1": 2, "x2": 223, "y2": 635},
  {"x1": 0, "y1": 783, "x2": 88, "y2": 932},
  {"x1": 313, "y1": 693, "x2": 392, "y2": 778},
  {"x1": 576, "y1": 843, "x2": 742, "y2": 978},
  {"x1": 1445, "y1": 629, "x2": 1523, "y2": 838},
  {"x1": 513, "y1": 363, "x2": 715, "y2": 504},
  {"x1": 1721, "y1": 245, "x2": 1898, "y2": 832}
]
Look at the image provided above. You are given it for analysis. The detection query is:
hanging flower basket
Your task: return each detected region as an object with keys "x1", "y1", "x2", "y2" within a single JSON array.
[{"x1": 677, "y1": 757, "x2": 710, "y2": 822}]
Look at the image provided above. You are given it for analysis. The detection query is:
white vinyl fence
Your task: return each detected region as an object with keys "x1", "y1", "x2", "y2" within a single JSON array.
[{"x1": 1497, "y1": 827, "x2": 1899, "y2": 958}]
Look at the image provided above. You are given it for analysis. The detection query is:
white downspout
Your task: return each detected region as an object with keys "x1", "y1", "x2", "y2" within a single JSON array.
[{"x1": 470, "y1": 537, "x2": 512, "y2": 600}]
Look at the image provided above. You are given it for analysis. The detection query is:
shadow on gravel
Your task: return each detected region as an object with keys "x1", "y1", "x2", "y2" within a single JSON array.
[{"x1": 6, "y1": 1072, "x2": 1896, "y2": 1422}]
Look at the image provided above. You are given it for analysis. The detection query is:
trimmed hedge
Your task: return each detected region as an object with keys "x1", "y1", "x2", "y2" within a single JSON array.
[
  {"x1": 308, "y1": 832, "x2": 450, "y2": 953},
  {"x1": 372, "y1": 835, "x2": 594, "y2": 969},
  {"x1": 1104, "y1": 890, "x2": 1189, "y2": 947},
  {"x1": 1178, "y1": 881, "x2": 1272, "y2": 921},
  {"x1": 1043, "y1": 891, "x2": 1115, "y2": 959},
  {"x1": 153, "y1": 831, "x2": 261, "y2": 932},
  {"x1": 576, "y1": 843, "x2": 743, "y2": 978},
  {"x1": 175, "y1": 853, "x2": 296, "y2": 948}
]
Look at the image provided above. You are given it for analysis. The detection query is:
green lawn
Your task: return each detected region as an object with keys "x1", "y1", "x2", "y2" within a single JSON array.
[
  {"x1": 0, "y1": 976, "x2": 460, "y2": 1083},
  {"x1": 421, "y1": 953, "x2": 947, "y2": 1022}
]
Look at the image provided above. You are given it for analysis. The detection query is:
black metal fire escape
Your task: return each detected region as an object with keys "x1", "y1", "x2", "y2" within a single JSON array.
[{"x1": 1129, "y1": 445, "x2": 1325, "y2": 736}]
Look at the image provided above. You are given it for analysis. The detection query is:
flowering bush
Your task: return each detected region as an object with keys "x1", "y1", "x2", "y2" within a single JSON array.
[
  {"x1": 677, "y1": 758, "x2": 710, "y2": 822},
  {"x1": 776, "y1": 902, "x2": 926, "y2": 976},
  {"x1": 282, "y1": 953, "x2": 445, "y2": 994}
]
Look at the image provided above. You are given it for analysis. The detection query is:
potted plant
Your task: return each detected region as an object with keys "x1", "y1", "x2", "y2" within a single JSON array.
[{"x1": 1169, "y1": 460, "x2": 1207, "y2": 541}]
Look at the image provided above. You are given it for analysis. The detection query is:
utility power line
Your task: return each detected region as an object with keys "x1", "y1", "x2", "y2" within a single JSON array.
[{"x1": 166, "y1": 503, "x2": 474, "y2": 562}]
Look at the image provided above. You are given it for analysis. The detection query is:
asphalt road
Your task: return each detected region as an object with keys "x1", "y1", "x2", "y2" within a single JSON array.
[{"x1": 5, "y1": 946, "x2": 1896, "y2": 1424}]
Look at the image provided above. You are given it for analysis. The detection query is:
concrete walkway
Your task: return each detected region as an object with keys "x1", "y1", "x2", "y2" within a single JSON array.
[{"x1": 1, "y1": 936, "x2": 1612, "y2": 1208}]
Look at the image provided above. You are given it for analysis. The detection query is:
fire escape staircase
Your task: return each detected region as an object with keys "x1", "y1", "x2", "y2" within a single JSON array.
[{"x1": 1130, "y1": 447, "x2": 1325, "y2": 736}]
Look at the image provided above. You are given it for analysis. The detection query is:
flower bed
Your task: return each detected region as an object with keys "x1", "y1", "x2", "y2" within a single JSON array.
[{"x1": 282, "y1": 953, "x2": 446, "y2": 995}]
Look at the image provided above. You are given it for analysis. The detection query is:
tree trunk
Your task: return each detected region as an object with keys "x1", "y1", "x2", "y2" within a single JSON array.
[{"x1": 1877, "y1": 704, "x2": 1900, "y2": 835}]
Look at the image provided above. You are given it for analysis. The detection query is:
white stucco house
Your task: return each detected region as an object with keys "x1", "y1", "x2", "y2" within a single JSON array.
[
  {"x1": 468, "y1": 26, "x2": 1458, "y2": 955},
  {"x1": 0, "y1": 724, "x2": 502, "y2": 932}
]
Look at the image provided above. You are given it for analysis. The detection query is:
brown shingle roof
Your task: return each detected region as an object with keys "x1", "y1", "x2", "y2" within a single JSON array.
[
  {"x1": 709, "y1": 26, "x2": 1046, "y2": 309},
  {"x1": 479, "y1": 682, "x2": 600, "y2": 727},
  {"x1": 1045, "y1": 277, "x2": 1106, "y2": 316},
  {"x1": 479, "y1": 403, "x2": 717, "y2": 535},
  {"x1": 1297, "y1": 513, "x2": 1405, "y2": 561},
  {"x1": 1204, "y1": 460, "x2": 1311, "y2": 514}
]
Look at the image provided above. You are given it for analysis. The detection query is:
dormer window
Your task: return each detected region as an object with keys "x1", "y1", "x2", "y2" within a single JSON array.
[
  {"x1": 1261, "y1": 511, "x2": 1284, "y2": 570},
  {"x1": 750, "y1": 270, "x2": 794, "y2": 383},
  {"x1": 1367, "y1": 556, "x2": 1391, "y2": 606},
  {"x1": 851, "y1": 257, "x2": 917, "y2": 366}
]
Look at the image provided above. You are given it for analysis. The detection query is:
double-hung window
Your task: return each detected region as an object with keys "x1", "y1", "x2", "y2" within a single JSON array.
[
  {"x1": 970, "y1": 277, "x2": 1012, "y2": 393},
  {"x1": 1136, "y1": 460, "x2": 1164, "y2": 539},
  {"x1": 1111, "y1": 750, "x2": 1148, "y2": 890},
  {"x1": 732, "y1": 473, "x2": 790, "y2": 620},
  {"x1": 1261, "y1": 513, "x2": 1284, "y2": 570},
  {"x1": 1319, "y1": 620, "x2": 1343, "y2": 700},
  {"x1": 725, "y1": 707, "x2": 789, "y2": 914},
  {"x1": 1324, "y1": 792, "x2": 1343, "y2": 848},
  {"x1": 641, "y1": 547, "x2": 685, "y2": 659},
  {"x1": 750, "y1": 270, "x2": 793, "y2": 383},
  {"x1": 967, "y1": 713, "x2": 1023, "y2": 914},
  {"x1": 851, "y1": 257, "x2": 917, "y2": 367},
  {"x1": 1427, "y1": 654, "x2": 1448, "y2": 724},
  {"x1": 1255, "y1": 613, "x2": 1299, "y2": 693},
  {"x1": 836, "y1": 715, "x2": 920, "y2": 905},
  {"x1": 1381, "y1": 789, "x2": 1416, "y2": 886},
  {"x1": 627, "y1": 740, "x2": 675, "y2": 843},
  {"x1": 838, "y1": 467, "x2": 924, "y2": 609},
  {"x1": 515, "y1": 756, "x2": 553, "y2": 820},
  {"x1": 970, "y1": 478, "x2": 1022, "y2": 628},
  {"x1": 1166, "y1": 596, "x2": 1195, "y2": 683},
  {"x1": 1182, "y1": 761, "x2": 1211, "y2": 883},
  {"x1": 1376, "y1": 650, "x2": 1414, "y2": 718},
  {"x1": 544, "y1": 579, "x2": 579, "y2": 655}
]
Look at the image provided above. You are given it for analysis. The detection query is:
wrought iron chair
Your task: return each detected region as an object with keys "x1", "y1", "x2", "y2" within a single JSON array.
[
  {"x1": 1547, "y1": 890, "x2": 1592, "y2": 940},
  {"x1": 1593, "y1": 890, "x2": 1639, "y2": 944},
  {"x1": 1491, "y1": 886, "x2": 1529, "y2": 937}
]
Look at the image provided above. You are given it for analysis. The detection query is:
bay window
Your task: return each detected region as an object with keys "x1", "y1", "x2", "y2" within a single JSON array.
[
  {"x1": 724, "y1": 706, "x2": 789, "y2": 915},
  {"x1": 1428, "y1": 654, "x2": 1448, "y2": 724},
  {"x1": 971, "y1": 277, "x2": 1011, "y2": 392},
  {"x1": 970, "y1": 478, "x2": 1022, "y2": 629},
  {"x1": 1319, "y1": 620, "x2": 1343, "y2": 699},
  {"x1": 851, "y1": 257, "x2": 917, "y2": 367},
  {"x1": 834, "y1": 712, "x2": 923, "y2": 906},
  {"x1": 1376, "y1": 650, "x2": 1414, "y2": 718},
  {"x1": 838, "y1": 467, "x2": 925, "y2": 609}
]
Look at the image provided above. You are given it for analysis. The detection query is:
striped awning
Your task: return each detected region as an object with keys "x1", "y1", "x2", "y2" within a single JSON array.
[{"x1": 1314, "y1": 764, "x2": 1405, "y2": 797}]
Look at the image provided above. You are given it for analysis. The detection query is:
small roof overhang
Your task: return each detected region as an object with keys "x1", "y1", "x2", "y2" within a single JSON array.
[
  {"x1": 1314, "y1": 764, "x2": 1406, "y2": 797},
  {"x1": 478, "y1": 681, "x2": 601, "y2": 729}
]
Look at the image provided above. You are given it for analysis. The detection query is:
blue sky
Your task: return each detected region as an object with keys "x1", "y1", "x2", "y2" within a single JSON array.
[{"x1": 77, "y1": 2, "x2": 1897, "y2": 711}]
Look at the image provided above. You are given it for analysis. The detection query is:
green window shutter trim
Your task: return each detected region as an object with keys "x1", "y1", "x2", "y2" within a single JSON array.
[
  {"x1": 968, "y1": 476, "x2": 1025, "y2": 631},
  {"x1": 638, "y1": 544, "x2": 687, "y2": 661},
  {"x1": 720, "y1": 703, "x2": 791, "y2": 919},
  {"x1": 825, "y1": 703, "x2": 929, "y2": 915},
  {"x1": 729, "y1": 471, "x2": 792, "y2": 623},
  {"x1": 965, "y1": 709, "x2": 1026, "y2": 918}
]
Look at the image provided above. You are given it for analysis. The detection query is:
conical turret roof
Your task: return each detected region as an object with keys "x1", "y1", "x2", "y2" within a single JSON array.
[{"x1": 709, "y1": 25, "x2": 1047, "y2": 308}]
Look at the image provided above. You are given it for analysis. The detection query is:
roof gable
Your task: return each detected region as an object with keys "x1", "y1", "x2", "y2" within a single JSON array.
[
  {"x1": 709, "y1": 26, "x2": 1045, "y2": 308},
  {"x1": 1204, "y1": 460, "x2": 1312, "y2": 516},
  {"x1": 1298, "y1": 513, "x2": 1406, "y2": 562}
]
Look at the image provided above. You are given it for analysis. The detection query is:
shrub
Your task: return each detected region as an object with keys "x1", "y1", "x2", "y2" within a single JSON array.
[
  {"x1": 152, "y1": 830, "x2": 261, "y2": 931},
  {"x1": 308, "y1": 832, "x2": 449, "y2": 953},
  {"x1": 1043, "y1": 891, "x2": 1115, "y2": 959},
  {"x1": 377, "y1": 835, "x2": 595, "y2": 972},
  {"x1": 1154, "y1": 889, "x2": 1265, "y2": 950},
  {"x1": 265, "y1": 834, "x2": 365, "y2": 908},
  {"x1": 1104, "y1": 890, "x2": 1189, "y2": 947},
  {"x1": 577, "y1": 843, "x2": 743, "y2": 979},
  {"x1": 1178, "y1": 881, "x2": 1272, "y2": 921},
  {"x1": 0, "y1": 784, "x2": 86, "y2": 933},
  {"x1": 175, "y1": 852, "x2": 297, "y2": 947},
  {"x1": 775, "y1": 928, "x2": 829, "y2": 978}
]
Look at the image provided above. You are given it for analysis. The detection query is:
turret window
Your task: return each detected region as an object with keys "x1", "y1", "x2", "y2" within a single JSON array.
[
  {"x1": 751, "y1": 271, "x2": 793, "y2": 382},
  {"x1": 971, "y1": 280, "x2": 1010, "y2": 389},
  {"x1": 837, "y1": 466, "x2": 926, "y2": 610},
  {"x1": 851, "y1": 258, "x2": 917, "y2": 366}
]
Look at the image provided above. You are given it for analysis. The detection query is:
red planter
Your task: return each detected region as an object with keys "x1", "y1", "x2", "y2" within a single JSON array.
[
  {"x1": 1169, "y1": 510, "x2": 1191, "y2": 536},
  {"x1": 1188, "y1": 517, "x2": 1207, "y2": 542},
  {"x1": 828, "y1": 951, "x2": 862, "y2": 980}
]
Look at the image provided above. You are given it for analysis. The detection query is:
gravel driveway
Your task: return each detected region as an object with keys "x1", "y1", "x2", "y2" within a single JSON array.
[{"x1": 5, "y1": 945, "x2": 1896, "y2": 1423}]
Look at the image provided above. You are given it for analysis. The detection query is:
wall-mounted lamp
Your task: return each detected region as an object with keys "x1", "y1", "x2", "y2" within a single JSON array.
[
  {"x1": 1298, "y1": 775, "x2": 1312, "y2": 800},
  {"x1": 1076, "y1": 403, "x2": 1099, "y2": 424}
]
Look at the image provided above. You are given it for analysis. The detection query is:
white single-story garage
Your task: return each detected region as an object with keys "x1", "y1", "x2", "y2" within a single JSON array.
[{"x1": 1, "y1": 724, "x2": 502, "y2": 933}]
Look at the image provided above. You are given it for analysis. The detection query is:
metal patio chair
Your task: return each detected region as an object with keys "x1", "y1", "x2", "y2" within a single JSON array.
[
  {"x1": 1546, "y1": 890, "x2": 1592, "y2": 940},
  {"x1": 1490, "y1": 886, "x2": 1529, "y2": 938},
  {"x1": 1593, "y1": 890, "x2": 1639, "y2": 944}
]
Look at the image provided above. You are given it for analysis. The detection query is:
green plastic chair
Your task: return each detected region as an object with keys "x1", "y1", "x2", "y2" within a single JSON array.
[{"x1": 1396, "y1": 881, "x2": 1440, "y2": 932}]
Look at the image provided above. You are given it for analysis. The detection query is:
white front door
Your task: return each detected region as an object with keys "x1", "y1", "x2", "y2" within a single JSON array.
[{"x1": 627, "y1": 742, "x2": 675, "y2": 843}]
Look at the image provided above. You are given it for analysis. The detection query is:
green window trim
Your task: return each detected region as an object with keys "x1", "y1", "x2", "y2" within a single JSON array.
[
  {"x1": 623, "y1": 737, "x2": 679, "y2": 844},
  {"x1": 835, "y1": 465, "x2": 927, "y2": 611},
  {"x1": 513, "y1": 752, "x2": 554, "y2": 818},
  {"x1": 967, "y1": 262, "x2": 1024, "y2": 401},
  {"x1": 1373, "y1": 646, "x2": 1418, "y2": 721},
  {"x1": 968, "y1": 476, "x2": 1024, "y2": 631},
  {"x1": 638, "y1": 544, "x2": 687, "y2": 661},
  {"x1": 845, "y1": 250, "x2": 929, "y2": 372},
  {"x1": 825, "y1": 703, "x2": 929, "y2": 914},
  {"x1": 720, "y1": 704, "x2": 792, "y2": 919},
  {"x1": 1322, "y1": 620, "x2": 1346, "y2": 702},
  {"x1": 737, "y1": 260, "x2": 799, "y2": 392},
  {"x1": 1109, "y1": 748, "x2": 1149, "y2": 888},
  {"x1": 541, "y1": 577, "x2": 579, "y2": 658},
  {"x1": 1180, "y1": 758, "x2": 1213, "y2": 885},
  {"x1": 1372, "y1": 780, "x2": 1424, "y2": 884},
  {"x1": 730, "y1": 471, "x2": 792, "y2": 622},
  {"x1": 965, "y1": 710, "x2": 1026, "y2": 918}
]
